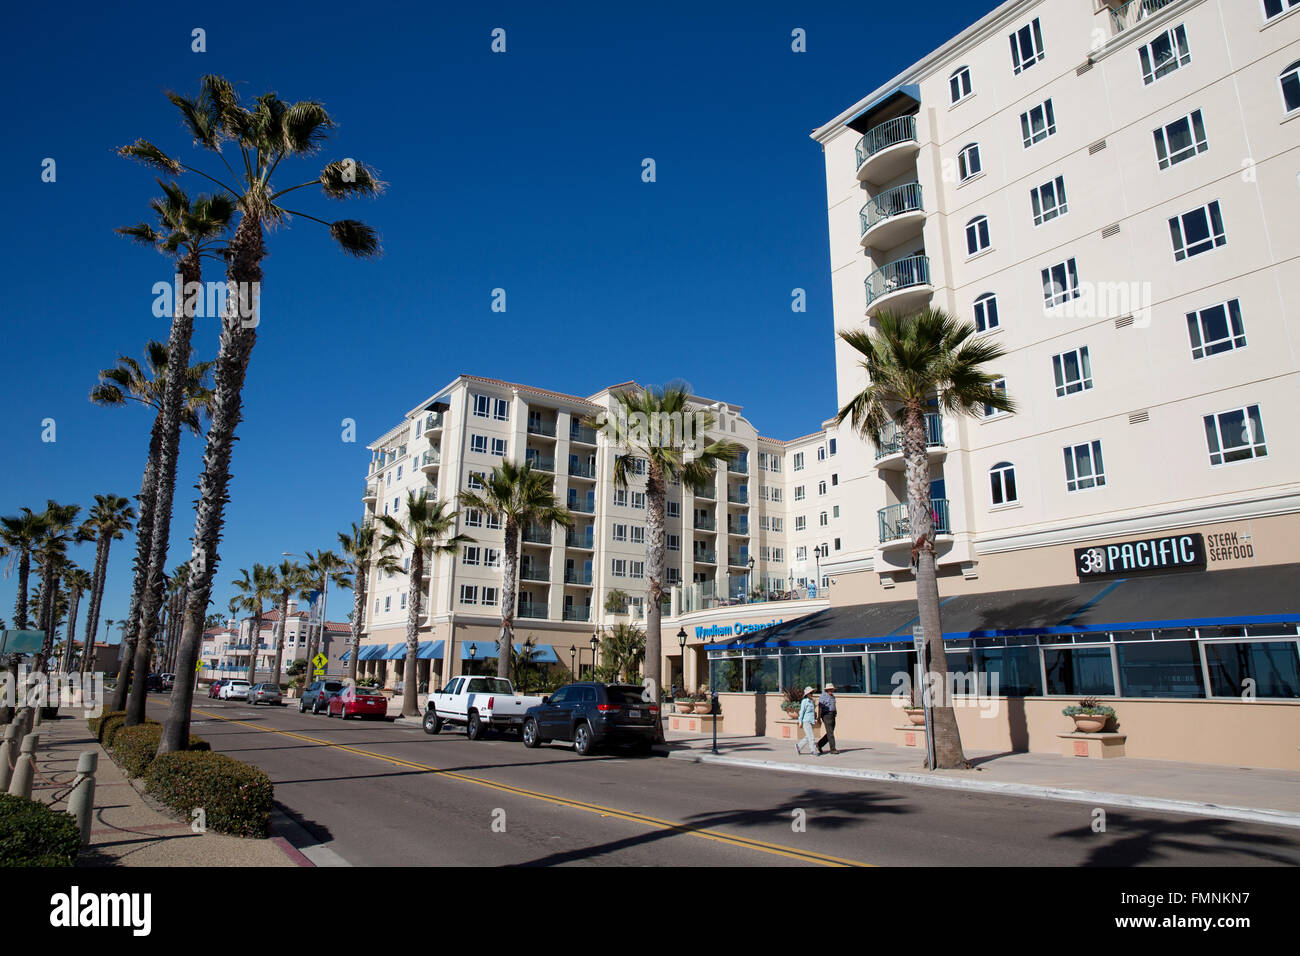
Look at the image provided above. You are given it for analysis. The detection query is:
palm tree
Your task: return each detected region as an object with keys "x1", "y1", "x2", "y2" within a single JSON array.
[
  {"x1": 377, "y1": 493, "x2": 471, "y2": 717},
  {"x1": 118, "y1": 184, "x2": 233, "y2": 728},
  {"x1": 1, "y1": 508, "x2": 46, "y2": 630},
  {"x1": 130, "y1": 75, "x2": 384, "y2": 756},
  {"x1": 338, "y1": 522, "x2": 398, "y2": 685},
  {"x1": 598, "y1": 623, "x2": 647, "y2": 682},
  {"x1": 836, "y1": 308, "x2": 1013, "y2": 770},
  {"x1": 267, "y1": 561, "x2": 304, "y2": 687},
  {"x1": 61, "y1": 566, "x2": 93, "y2": 672},
  {"x1": 79, "y1": 495, "x2": 136, "y2": 683},
  {"x1": 231, "y1": 564, "x2": 277, "y2": 686},
  {"x1": 300, "y1": 549, "x2": 350, "y2": 676},
  {"x1": 457, "y1": 461, "x2": 573, "y2": 679},
  {"x1": 32, "y1": 501, "x2": 86, "y2": 673},
  {"x1": 93, "y1": 343, "x2": 212, "y2": 712},
  {"x1": 594, "y1": 385, "x2": 742, "y2": 702}
]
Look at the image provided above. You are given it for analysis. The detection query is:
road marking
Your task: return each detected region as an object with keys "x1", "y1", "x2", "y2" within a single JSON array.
[{"x1": 192, "y1": 708, "x2": 869, "y2": 867}]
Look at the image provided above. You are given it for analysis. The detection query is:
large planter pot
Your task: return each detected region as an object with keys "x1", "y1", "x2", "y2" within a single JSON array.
[
  {"x1": 904, "y1": 708, "x2": 926, "y2": 726},
  {"x1": 1071, "y1": 714, "x2": 1109, "y2": 733},
  {"x1": 781, "y1": 708, "x2": 800, "y2": 722},
  {"x1": 693, "y1": 701, "x2": 713, "y2": 715},
  {"x1": 674, "y1": 700, "x2": 693, "y2": 714}
]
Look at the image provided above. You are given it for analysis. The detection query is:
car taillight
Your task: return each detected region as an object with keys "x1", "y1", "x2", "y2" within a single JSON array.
[
  {"x1": 487, "y1": 697, "x2": 494, "y2": 709},
  {"x1": 596, "y1": 704, "x2": 619, "y2": 712},
  {"x1": 648, "y1": 705, "x2": 660, "y2": 714}
]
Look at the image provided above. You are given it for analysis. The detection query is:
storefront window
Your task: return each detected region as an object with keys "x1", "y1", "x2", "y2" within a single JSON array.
[
  {"x1": 1043, "y1": 645, "x2": 1115, "y2": 696},
  {"x1": 709, "y1": 658, "x2": 743, "y2": 693},
  {"x1": 1205, "y1": 641, "x2": 1300, "y2": 699},
  {"x1": 1117, "y1": 640, "x2": 1204, "y2": 698},
  {"x1": 974, "y1": 645, "x2": 1043, "y2": 696},
  {"x1": 869, "y1": 650, "x2": 916, "y2": 695},
  {"x1": 825, "y1": 655, "x2": 866, "y2": 694},
  {"x1": 781, "y1": 654, "x2": 820, "y2": 691},
  {"x1": 744, "y1": 656, "x2": 780, "y2": 693}
]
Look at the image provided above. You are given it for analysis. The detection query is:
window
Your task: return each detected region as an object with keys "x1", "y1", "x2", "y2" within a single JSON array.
[
  {"x1": 984, "y1": 379, "x2": 1008, "y2": 418},
  {"x1": 829, "y1": 439, "x2": 837, "y2": 455},
  {"x1": 965, "y1": 215, "x2": 991, "y2": 255},
  {"x1": 1281, "y1": 60, "x2": 1300, "y2": 113},
  {"x1": 1030, "y1": 175, "x2": 1068, "y2": 225},
  {"x1": 1204, "y1": 405, "x2": 1267, "y2": 465},
  {"x1": 818, "y1": 480, "x2": 827, "y2": 496},
  {"x1": 817, "y1": 446, "x2": 827, "y2": 461},
  {"x1": 400, "y1": 593, "x2": 406, "y2": 610},
  {"x1": 834, "y1": 537, "x2": 841, "y2": 550},
  {"x1": 794, "y1": 485, "x2": 805, "y2": 501},
  {"x1": 793, "y1": 452, "x2": 804, "y2": 471},
  {"x1": 667, "y1": 533, "x2": 680, "y2": 551},
  {"x1": 485, "y1": 513, "x2": 502, "y2": 530},
  {"x1": 1169, "y1": 201, "x2": 1226, "y2": 260},
  {"x1": 1206, "y1": 639, "x2": 1300, "y2": 697},
  {"x1": 611, "y1": 559, "x2": 627, "y2": 577},
  {"x1": 613, "y1": 523, "x2": 627, "y2": 542},
  {"x1": 631, "y1": 491, "x2": 646, "y2": 509},
  {"x1": 771, "y1": 517, "x2": 783, "y2": 532},
  {"x1": 1064, "y1": 440, "x2": 1106, "y2": 492},
  {"x1": 832, "y1": 506, "x2": 840, "y2": 519},
  {"x1": 396, "y1": 465, "x2": 402, "y2": 480},
  {"x1": 493, "y1": 398, "x2": 509, "y2": 421},
  {"x1": 630, "y1": 526, "x2": 645, "y2": 544},
  {"x1": 1187, "y1": 299, "x2": 1246, "y2": 359},
  {"x1": 490, "y1": 437, "x2": 507, "y2": 456},
  {"x1": 759, "y1": 515, "x2": 770, "y2": 531},
  {"x1": 481, "y1": 587, "x2": 499, "y2": 606},
  {"x1": 484, "y1": 548, "x2": 501, "y2": 567},
  {"x1": 1117, "y1": 641, "x2": 1204, "y2": 698},
  {"x1": 472, "y1": 394, "x2": 491, "y2": 418},
  {"x1": 1041, "y1": 258, "x2": 1079, "y2": 307},
  {"x1": 384, "y1": 596, "x2": 391, "y2": 611},
  {"x1": 795, "y1": 516, "x2": 806, "y2": 531},
  {"x1": 613, "y1": 489, "x2": 627, "y2": 507},
  {"x1": 667, "y1": 501, "x2": 680, "y2": 518},
  {"x1": 470, "y1": 434, "x2": 488, "y2": 454},
  {"x1": 1009, "y1": 18, "x2": 1045, "y2": 74},
  {"x1": 467, "y1": 471, "x2": 485, "y2": 490},
  {"x1": 1139, "y1": 24, "x2": 1190, "y2": 84},
  {"x1": 1052, "y1": 346, "x2": 1093, "y2": 397},
  {"x1": 769, "y1": 454, "x2": 782, "y2": 473},
  {"x1": 796, "y1": 546, "x2": 807, "y2": 561},
  {"x1": 770, "y1": 488, "x2": 783, "y2": 503},
  {"x1": 990, "y1": 461, "x2": 1018, "y2": 506},
  {"x1": 819, "y1": 512, "x2": 829, "y2": 527},
  {"x1": 1154, "y1": 110, "x2": 1208, "y2": 169},
  {"x1": 772, "y1": 548, "x2": 784, "y2": 562},
  {"x1": 760, "y1": 546, "x2": 771, "y2": 560},
  {"x1": 1264, "y1": 0, "x2": 1300, "y2": 23},
  {"x1": 831, "y1": 473, "x2": 838, "y2": 486},
  {"x1": 459, "y1": 585, "x2": 478, "y2": 605},
  {"x1": 462, "y1": 546, "x2": 481, "y2": 566},
  {"x1": 1019, "y1": 99, "x2": 1056, "y2": 148},
  {"x1": 950, "y1": 65, "x2": 972, "y2": 103},
  {"x1": 629, "y1": 561, "x2": 644, "y2": 579},
  {"x1": 464, "y1": 509, "x2": 482, "y2": 527},
  {"x1": 967, "y1": 292, "x2": 1001, "y2": 334},
  {"x1": 957, "y1": 143, "x2": 982, "y2": 181}
]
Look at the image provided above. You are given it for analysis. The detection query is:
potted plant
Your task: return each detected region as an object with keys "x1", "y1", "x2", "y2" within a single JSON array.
[
  {"x1": 693, "y1": 686, "x2": 713, "y2": 714},
  {"x1": 1063, "y1": 697, "x2": 1116, "y2": 733},
  {"x1": 779, "y1": 685, "x2": 802, "y2": 721},
  {"x1": 675, "y1": 694, "x2": 695, "y2": 714},
  {"x1": 903, "y1": 684, "x2": 926, "y2": 726}
]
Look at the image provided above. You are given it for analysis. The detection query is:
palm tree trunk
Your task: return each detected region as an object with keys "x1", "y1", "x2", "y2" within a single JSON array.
[
  {"x1": 272, "y1": 595, "x2": 288, "y2": 686},
  {"x1": 498, "y1": 520, "x2": 518, "y2": 679},
  {"x1": 402, "y1": 549, "x2": 423, "y2": 717},
  {"x1": 645, "y1": 464, "x2": 667, "y2": 741},
  {"x1": 159, "y1": 215, "x2": 265, "y2": 756},
  {"x1": 12, "y1": 551, "x2": 30, "y2": 630},
  {"x1": 37, "y1": 564, "x2": 62, "y2": 673},
  {"x1": 111, "y1": 417, "x2": 163, "y2": 712},
  {"x1": 347, "y1": 560, "x2": 366, "y2": 685},
  {"x1": 82, "y1": 540, "x2": 108, "y2": 674},
  {"x1": 62, "y1": 587, "x2": 82, "y2": 672},
  {"x1": 903, "y1": 402, "x2": 968, "y2": 770},
  {"x1": 247, "y1": 609, "x2": 263, "y2": 684}
]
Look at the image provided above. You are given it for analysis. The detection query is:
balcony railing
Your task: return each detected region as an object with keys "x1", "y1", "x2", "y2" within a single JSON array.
[
  {"x1": 526, "y1": 453, "x2": 555, "y2": 472},
  {"x1": 865, "y1": 254, "x2": 931, "y2": 307},
  {"x1": 363, "y1": 482, "x2": 378, "y2": 500},
  {"x1": 565, "y1": 529, "x2": 595, "y2": 549},
  {"x1": 727, "y1": 520, "x2": 749, "y2": 535},
  {"x1": 694, "y1": 550, "x2": 717, "y2": 564},
  {"x1": 693, "y1": 517, "x2": 716, "y2": 531},
  {"x1": 727, "y1": 489, "x2": 748, "y2": 504},
  {"x1": 693, "y1": 485, "x2": 715, "y2": 500},
  {"x1": 422, "y1": 412, "x2": 443, "y2": 433},
  {"x1": 877, "y1": 498, "x2": 951, "y2": 544},
  {"x1": 527, "y1": 418, "x2": 556, "y2": 437},
  {"x1": 568, "y1": 498, "x2": 595, "y2": 514},
  {"x1": 568, "y1": 460, "x2": 596, "y2": 479},
  {"x1": 1109, "y1": 0, "x2": 1177, "y2": 35},
  {"x1": 564, "y1": 568, "x2": 593, "y2": 585},
  {"x1": 519, "y1": 566, "x2": 550, "y2": 582},
  {"x1": 421, "y1": 450, "x2": 440, "y2": 468},
  {"x1": 569, "y1": 423, "x2": 598, "y2": 444},
  {"x1": 874, "y1": 413, "x2": 944, "y2": 460},
  {"x1": 522, "y1": 526, "x2": 552, "y2": 544},
  {"x1": 563, "y1": 605, "x2": 591, "y2": 622},
  {"x1": 730, "y1": 460, "x2": 749, "y2": 475},
  {"x1": 855, "y1": 115, "x2": 918, "y2": 170},
  {"x1": 728, "y1": 554, "x2": 751, "y2": 567},
  {"x1": 518, "y1": 601, "x2": 549, "y2": 619},
  {"x1": 860, "y1": 182, "x2": 924, "y2": 236}
]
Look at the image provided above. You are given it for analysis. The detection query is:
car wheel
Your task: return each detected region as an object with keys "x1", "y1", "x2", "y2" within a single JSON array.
[
  {"x1": 313, "y1": 699, "x2": 323, "y2": 715},
  {"x1": 422, "y1": 711, "x2": 442, "y2": 735},
  {"x1": 573, "y1": 722, "x2": 594, "y2": 756},
  {"x1": 339, "y1": 706, "x2": 348, "y2": 721},
  {"x1": 466, "y1": 711, "x2": 483, "y2": 741},
  {"x1": 522, "y1": 718, "x2": 541, "y2": 749},
  {"x1": 298, "y1": 699, "x2": 306, "y2": 713}
]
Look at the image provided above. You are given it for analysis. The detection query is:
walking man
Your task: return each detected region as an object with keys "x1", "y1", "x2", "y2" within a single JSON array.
[
  {"x1": 817, "y1": 683, "x2": 839, "y2": 755},
  {"x1": 794, "y1": 686, "x2": 819, "y2": 756}
]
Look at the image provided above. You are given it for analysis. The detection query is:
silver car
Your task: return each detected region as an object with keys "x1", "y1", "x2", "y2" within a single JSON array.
[{"x1": 249, "y1": 682, "x2": 282, "y2": 706}]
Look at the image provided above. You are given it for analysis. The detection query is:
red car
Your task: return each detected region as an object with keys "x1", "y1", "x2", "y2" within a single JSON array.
[
  {"x1": 207, "y1": 679, "x2": 227, "y2": 699},
  {"x1": 328, "y1": 685, "x2": 389, "y2": 720}
]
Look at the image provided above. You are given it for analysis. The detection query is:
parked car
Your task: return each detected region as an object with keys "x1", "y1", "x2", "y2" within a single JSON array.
[
  {"x1": 299, "y1": 679, "x2": 344, "y2": 714},
  {"x1": 220, "y1": 679, "x2": 251, "y2": 700},
  {"x1": 248, "y1": 682, "x2": 282, "y2": 706},
  {"x1": 159, "y1": 673, "x2": 175, "y2": 691},
  {"x1": 521, "y1": 683, "x2": 659, "y2": 755},
  {"x1": 328, "y1": 684, "x2": 389, "y2": 720},
  {"x1": 422, "y1": 676, "x2": 544, "y2": 739},
  {"x1": 207, "y1": 679, "x2": 227, "y2": 699},
  {"x1": 145, "y1": 673, "x2": 163, "y2": 692}
]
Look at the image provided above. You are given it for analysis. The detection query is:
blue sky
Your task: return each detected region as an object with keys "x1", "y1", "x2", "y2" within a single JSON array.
[{"x1": 0, "y1": 0, "x2": 982, "y2": 640}]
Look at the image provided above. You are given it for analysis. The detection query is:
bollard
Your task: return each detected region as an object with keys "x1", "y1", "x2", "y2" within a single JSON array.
[
  {"x1": 66, "y1": 752, "x2": 98, "y2": 845},
  {"x1": 17, "y1": 706, "x2": 33, "y2": 739},
  {"x1": 32, "y1": 706, "x2": 43, "y2": 729},
  {"x1": 0, "y1": 724, "x2": 19, "y2": 792},
  {"x1": 7, "y1": 733, "x2": 38, "y2": 799}
]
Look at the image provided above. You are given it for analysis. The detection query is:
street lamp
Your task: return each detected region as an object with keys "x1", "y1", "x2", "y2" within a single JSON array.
[
  {"x1": 747, "y1": 556, "x2": 755, "y2": 603},
  {"x1": 468, "y1": 642, "x2": 477, "y2": 676},
  {"x1": 708, "y1": 634, "x2": 719, "y2": 755},
  {"x1": 522, "y1": 637, "x2": 534, "y2": 692},
  {"x1": 588, "y1": 633, "x2": 598, "y2": 679},
  {"x1": 676, "y1": 627, "x2": 687, "y2": 696},
  {"x1": 569, "y1": 644, "x2": 577, "y2": 678}
]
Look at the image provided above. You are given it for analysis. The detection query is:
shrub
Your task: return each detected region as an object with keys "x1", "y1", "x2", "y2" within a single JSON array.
[
  {"x1": 0, "y1": 794, "x2": 80, "y2": 866},
  {"x1": 1062, "y1": 697, "x2": 1118, "y2": 719},
  {"x1": 145, "y1": 751, "x2": 273, "y2": 838},
  {"x1": 88, "y1": 710, "x2": 124, "y2": 742},
  {"x1": 110, "y1": 724, "x2": 209, "y2": 778},
  {"x1": 100, "y1": 713, "x2": 160, "y2": 749}
]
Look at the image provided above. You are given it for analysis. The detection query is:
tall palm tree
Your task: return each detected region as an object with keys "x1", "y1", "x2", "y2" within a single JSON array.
[
  {"x1": 598, "y1": 623, "x2": 647, "y2": 682},
  {"x1": 836, "y1": 308, "x2": 1013, "y2": 770},
  {"x1": 377, "y1": 493, "x2": 471, "y2": 717},
  {"x1": 79, "y1": 495, "x2": 136, "y2": 683},
  {"x1": 61, "y1": 566, "x2": 93, "y2": 672},
  {"x1": 339, "y1": 522, "x2": 398, "y2": 685},
  {"x1": 33, "y1": 501, "x2": 86, "y2": 673},
  {"x1": 457, "y1": 461, "x2": 573, "y2": 679},
  {"x1": 118, "y1": 183, "x2": 233, "y2": 728},
  {"x1": 129, "y1": 75, "x2": 383, "y2": 756},
  {"x1": 594, "y1": 385, "x2": 741, "y2": 701},
  {"x1": 300, "y1": 549, "x2": 350, "y2": 675},
  {"x1": 93, "y1": 343, "x2": 213, "y2": 712},
  {"x1": 231, "y1": 564, "x2": 277, "y2": 685},
  {"x1": 268, "y1": 561, "x2": 304, "y2": 686},
  {"x1": 1, "y1": 508, "x2": 46, "y2": 630}
]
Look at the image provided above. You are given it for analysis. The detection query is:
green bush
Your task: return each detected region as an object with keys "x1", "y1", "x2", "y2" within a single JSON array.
[
  {"x1": 0, "y1": 794, "x2": 80, "y2": 866},
  {"x1": 99, "y1": 713, "x2": 160, "y2": 749},
  {"x1": 110, "y1": 724, "x2": 209, "y2": 778},
  {"x1": 88, "y1": 710, "x2": 123, "y2": 742},
  {"x1": 145, "y1": 751, "x2": 274, "y2": 838}
]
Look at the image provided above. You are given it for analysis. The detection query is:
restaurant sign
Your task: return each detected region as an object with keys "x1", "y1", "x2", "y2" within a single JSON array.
[{"x1": 1074, "y1": 533, "x2": 1206, "y2": 580}]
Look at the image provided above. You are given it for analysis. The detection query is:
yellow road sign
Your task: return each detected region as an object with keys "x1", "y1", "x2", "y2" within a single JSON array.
[{"x1": 312, "y1": 653, "x2": 328, "y2": 669}]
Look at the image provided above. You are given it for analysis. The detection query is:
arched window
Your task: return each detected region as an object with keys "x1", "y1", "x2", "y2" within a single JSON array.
[
  {"x1": 966, "y1": 215, "x2": 991, "y2": 256},
  {"x1": 1280, "y1": 60, "x2": 1300, "y2": 114},
  {"x1": 958, "y1": 143, "x2": 982, "y2": 181},
  {"x1": 949, "y1": 66, "x2": 973, "y2": 104},
  {"x1": 973, "y1": 292, "x2": 1000, "y2": 332},
  {"x1": 990, "y1": 461, "x2": 1018, "y2": 506}
]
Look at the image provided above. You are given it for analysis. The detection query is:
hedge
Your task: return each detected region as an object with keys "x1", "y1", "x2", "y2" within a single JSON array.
[
  {"x1": 90, "y1": 711, "x2": 160, "y2": 747},
  {"x1": 0, "y1": 794, "x2": 80, "y2": 866},
  {"x1": 145, "y1": 751, "x2": 274, "y2": 838},
  {"x1": 110, "y1": 724, "x2": 209, "y2": 779}
]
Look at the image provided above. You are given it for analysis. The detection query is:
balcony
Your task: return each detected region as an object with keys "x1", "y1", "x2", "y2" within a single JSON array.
[
  {"x1": 694, "y1": 550, "x2": 717, "y2": 565},
  {"x1": 855, "y1": 114, "x2": 919, "y2": 185},
  {"x1": 873, "y1": 413, "x2": 946, "y2": 470},
  {"x1": 859, "y1": 182, "x2": 925, "y2": 250},
  {"x1": 527, "y1": 418, "x2": 557, "y2": 438},
  {"x1": 565, "y1": 529, "x2": 595, "y2": 550},
  {"x1": 877, "y1": 498, "x2": 951, "y2": 547},
  {"x1": 522, "y1": 526, "x2": 553, "y2": 545},
  {"x1": 420, "y1": 450, "x2": 440, "y2": 473},
  {"x1": 693, "y1": 516, "x2": 716, "y2": 532},
  {"x1": 563, "y1": 605, "x2": 592, "y2": 622},
  {"x1": 864, "y1": 254, "x2": 933, "y2": 316},
  {"x1": 518, "y1": 601, "x2": 549, "y2": 619},
  {"x1": 726, "y1": 489, "x2": 748, "y2": 505},
  {"x1": 363, "y1": 482, "x2": 378, "y2": 503},
  {"x1": 567, "y1": 497, "x2": 596, "y2": 515},
  {"x1": 568, "y1": 459, "x2": 596, "y2": 480},
  {"x1": 564, "y1": 568, "x2": 593, "y2": 585},
  {"x1": 730, "y1": 460, "x2": 748, "y2": 475},
  {"x1": 525, "y1": 453, "x2": 555, "y2": 473},
  {"x1": 693, "y1": 485, "x2": 715, "y2": 501},
  {"x1": 569, "y1": 422, "x2": 598, "y2": 445},
  {"x1": 519, "y1": 566, "x2": 550, "y2": 583},
  {"x1": 1108, "y1": 0, "x2": 1178, "y2": 37},
  {"x1": 421, "y1": 412, "x2": 443, "y2": 435},
  {"x1": 728, "y1": 554, "x2": 751, "y2": 568},
  {"x1": 727, "y1": 520, "x2": 749, "y2": 536}
]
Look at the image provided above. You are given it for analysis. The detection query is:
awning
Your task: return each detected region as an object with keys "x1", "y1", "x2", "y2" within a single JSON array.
[
  {"x1": 845, "y1": 83, "x2": 920, "y2": 134},
  {"x1": 419, "y1": 640, "x2": 442, "y2": 660},
  {"x1": 357, "y1": 643, "x2": 391, "y2": 661}
]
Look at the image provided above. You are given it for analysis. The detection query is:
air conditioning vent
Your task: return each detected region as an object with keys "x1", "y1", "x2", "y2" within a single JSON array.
[
  {"x1": 1115, "y1": 315, "x2": 1135, "y2": 328},
  {"x1": 1088, "y1": 139, "x2": 1108, "y2": 155},
  {"x1": 1076, "y1": 61, "x2": 1094, "y2": 76},
  {"x1": 1101, "y1": 223, "x2": 1121, "y2": 239},
  {"x1": 1129, "y1": 410, "x2": 1150, "y2": 425}
]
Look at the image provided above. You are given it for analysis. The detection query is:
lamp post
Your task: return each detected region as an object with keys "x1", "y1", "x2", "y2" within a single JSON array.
[
  {"x1": 522, "y1": 637, "x2": 534, "y2": 692},
  {"x1": 814, "y1": 546, "x2": 822, "y2": 596},
  {"x1": 588, "y1": 633, "x2": 598, "y2": 681},
  {"x1": 676, "y1": 627, "x2": 687, "y2": 697},
  {"x1": 708, "y1": 634, "x2": 719, "y2": 755},
  {"x1": 569, "y1": 644, "x2": 577, "y2": 679},
  {"x1": 468, "y1": 642, "x2": 477, "y2": 677},
  {"x1": 747, "y1": 556, "x2": 755, "y2": 603}
]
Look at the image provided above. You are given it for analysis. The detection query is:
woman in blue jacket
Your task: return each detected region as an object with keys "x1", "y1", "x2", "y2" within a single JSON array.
[{"x1": 794, "y1": 686, "x2": 819, "y2": 756}]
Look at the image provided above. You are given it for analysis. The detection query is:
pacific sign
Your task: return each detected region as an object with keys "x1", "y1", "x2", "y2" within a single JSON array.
[
  {"x1": 1074, "y1": 533, "x2": 1206, "y2": 580},
  {"x1": 695, "y1": 619, "x2": 783, "y2": 639}
]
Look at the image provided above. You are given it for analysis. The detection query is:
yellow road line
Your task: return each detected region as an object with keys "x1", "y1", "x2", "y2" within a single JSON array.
[{"x1": 194, "y1": 707, "x2": 871, "y2": 867}]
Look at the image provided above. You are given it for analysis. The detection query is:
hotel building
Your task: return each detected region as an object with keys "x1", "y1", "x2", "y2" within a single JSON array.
[{"x1": 200, "y1": 604, "x2": 349, "y2": 681}]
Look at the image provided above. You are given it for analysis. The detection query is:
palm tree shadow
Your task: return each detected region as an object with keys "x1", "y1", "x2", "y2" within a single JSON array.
[{"x1": 1052, "y1": 812, "x2": 1300, "y2": 866}]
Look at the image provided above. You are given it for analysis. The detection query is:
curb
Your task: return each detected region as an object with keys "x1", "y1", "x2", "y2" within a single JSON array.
[{"x1": 665, "y1": 749, "x2": 1300, "y2": 830}]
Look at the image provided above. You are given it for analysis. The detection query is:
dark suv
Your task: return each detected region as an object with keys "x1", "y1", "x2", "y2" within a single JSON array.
[
  {"x1": 522, "y1": 683, "x2": 659, "y2": 755},
  {"x1": 300, "y1": 679, "x2": 344, "y2": 714}
]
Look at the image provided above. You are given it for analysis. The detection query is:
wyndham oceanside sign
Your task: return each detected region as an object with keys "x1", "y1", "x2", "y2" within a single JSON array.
[{"x1": 695, "y1": 619, "x2": 784, "y2": 640}]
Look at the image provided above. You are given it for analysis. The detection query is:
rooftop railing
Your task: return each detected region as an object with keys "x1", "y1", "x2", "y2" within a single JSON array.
[{"x1": 1109, "y1": 0, "x2": 1178, "y2": 35}]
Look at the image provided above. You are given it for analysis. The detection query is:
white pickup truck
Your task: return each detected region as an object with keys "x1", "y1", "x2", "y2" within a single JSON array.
[{"x1": 421, "y1": 675, "x2": 545, "y2": 739}]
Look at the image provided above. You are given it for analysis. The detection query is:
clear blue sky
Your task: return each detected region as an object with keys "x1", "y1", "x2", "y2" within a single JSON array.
[{"x1": 0, "y1": 0, "x2": 982, "y2": 640}]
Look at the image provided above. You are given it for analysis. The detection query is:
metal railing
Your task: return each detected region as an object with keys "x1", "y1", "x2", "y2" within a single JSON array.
[
  {"x1": 727, "y1": 521, "x2": 749, "y2": 535},
  {"x1": 1109, "y1": 0, "x2": 1178, "y2": 35},
  {"x1": 568, "y1": 498, "x2": 596, "y2": 514},
  {"x1": 694, "y1": 550, "x2": 717, "y2": 564},
  {"x1": 518, "y1": 601, "x2": 549, "y2": 619},
  {"x1": 564, "y1": 568, "x2": 593, "y2": 585},
  {"x1": 730, "y1": 460, "x2": 749, "y2": 474},
  {"x1": 519, "y1": 566, "x2": 550, "y2": 582},
  {"x1": 421, "y1": 450, "x2": 440, "y2": 468},
  {"x1": 569, "y1": 423, "x2": 598, "y2": 444},
  {"x1": 527, "y1": 418, "x2": 556, "y2": 437},
  {"x1": 422, "y1": 412, "x2": 443, "y2": 433},
  {"x1": 874, "y1": 413, "x2": 944, "y2": 460},
  {"x1": 854, "y1": 114, "x2": 918, "y2": 169},
  {"x1": 860, "y1": 182, "x2": 924, "y2": 236},
  {"x1": 568, "y1": 459, "x2": 596, "y2": 479},
  {"x1": 877, "y1": 498, "x2": 951, "y2": 544},
  {"x1": 563, "y1": 605, "x2": 592, "y2": 622},
  {"x1": 565, "y1": 530, "x2": 595, "y2": 549},
  {"x1": 522, "y1": 526, "x2": 553, "y2": 544},
  {"x1": 694, "y1": 517, "x2": 716, "y2": 531},
  {"x1": 526, "y1": 454, "x2": 555, "y2": 472},
  {"x1": 363, "y1": 482, "x2": 378, "y2": 498},
  {"x1": 865, "y1": 254, "x2": 931, "y2": 307},
  {"x1": 727, "y1": 490, "x2": 748, "y2": 504},
  {"x1": 727, "y1": 554, "x2": 750, "y2": 567}
]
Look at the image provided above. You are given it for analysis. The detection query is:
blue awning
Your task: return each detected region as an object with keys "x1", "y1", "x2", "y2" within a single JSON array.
[
  {"x1": 358, "y1": 643, "x2": 391, "y2": 662},
  {"x1": 419, "y1": 640, "x2": 442, "y2": 660},
  {"x1": 385, "y1": 643, "x2": 410, "y2": 660}
]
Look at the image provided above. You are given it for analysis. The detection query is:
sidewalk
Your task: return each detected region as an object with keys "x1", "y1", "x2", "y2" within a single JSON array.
[
  {"x1": 24, "y1": 713, "x2": 296, "y2": 866},
  {"x1": 664, "y1": 729, "x2": 1300, "y2": 828}
]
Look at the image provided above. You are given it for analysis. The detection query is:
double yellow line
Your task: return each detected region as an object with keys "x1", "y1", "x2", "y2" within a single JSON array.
[{"x1": 195, "y1": 707, "x2": 871, "y2": 867}]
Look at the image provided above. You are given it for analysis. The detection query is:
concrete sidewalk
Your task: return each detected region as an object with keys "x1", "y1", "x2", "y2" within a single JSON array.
[
  {"x1": 664, "y1": 729, "x2": 1300, "y2": 828},
  {"x1": 25, "y1": 713, "x2": 296, "y2": 866}
]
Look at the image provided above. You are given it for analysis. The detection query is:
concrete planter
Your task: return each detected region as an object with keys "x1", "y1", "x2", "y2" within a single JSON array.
[
  {"x1": 693, "y1": 701, "x2": 713, "y2": 715},
  {"x1": 1070, "y1": 714, "x2": 1109, "y2": 733},
  {"x1": 905, "y1": 708, "x2": 926, "y2": 726}
]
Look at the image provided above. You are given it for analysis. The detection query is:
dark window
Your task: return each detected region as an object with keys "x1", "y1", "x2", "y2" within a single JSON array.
[
  {"x1": 974, "y1": 646, "x2": 1043, "y2": 696},
  {"x1": 825, "y1": 655, "x2": 866, "y2": 694},
  {"x1": 1044, "y1": 646, "x2": 1115, "y2": 695},
  {"x1": 1205, "y1": 641, "x2": 1300, "y2": 698},
  {"x1": 744, "y1": 657, "x2": 780, "y2": 693},
  {"x1": 1117, "y1": 640, "x2": 1205, "y2": 697},
  {"x1": 869, "y1": 650, "x2": 917, "y2": 695},
  {"x1": 607, "y1": 687, "x2": 649, "y2": 706},
  {"x1": 782, "y1": 655, "x2": 819, "y2": 691},
  {"x1": 709, "y1": 659, "x2": 743, "y2": 692},
  {"x1": 580, "y1": 686, "x2": 597, "y2": 703}
]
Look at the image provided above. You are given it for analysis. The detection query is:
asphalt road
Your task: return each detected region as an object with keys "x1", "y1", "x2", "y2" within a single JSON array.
[{"x1": 150, "y1": 695, "x2": 1300, "y2": 867}]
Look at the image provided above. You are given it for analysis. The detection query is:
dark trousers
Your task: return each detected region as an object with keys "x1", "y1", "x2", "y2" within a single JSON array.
[{"x1": 817, "y1": 712, "x2": 837, "y2": 752}]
